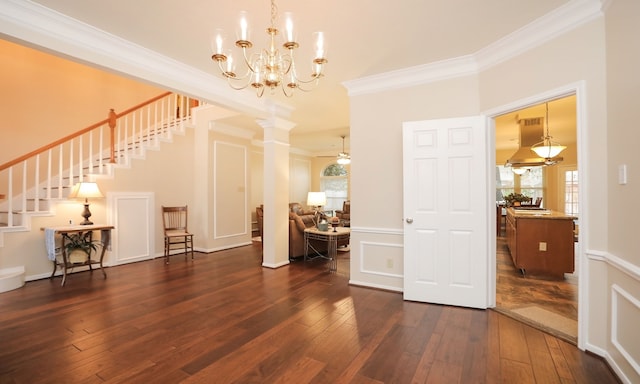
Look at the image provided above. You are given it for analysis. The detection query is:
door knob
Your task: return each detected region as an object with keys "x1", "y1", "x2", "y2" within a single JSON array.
[{"x1": 406, "y1": 218, "x2": 413, "y2": 224}]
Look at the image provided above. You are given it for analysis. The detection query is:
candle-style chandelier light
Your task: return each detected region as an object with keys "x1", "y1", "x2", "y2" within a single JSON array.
[{"x1": 211, "y1": 0, "x2": 328, "y2": 97}]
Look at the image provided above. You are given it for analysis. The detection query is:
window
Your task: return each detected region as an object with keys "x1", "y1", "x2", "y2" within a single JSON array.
[
  {"x1": 496, "y1": 166, "x2": 514, "y2": 200},
  {"x1": 496, "y1": 165, "x2": 543, "y2": 204},
  {"x1": 320, "y1": 164, "x2": 348, "y2": 212},
  {"x1": 564, "y1": 170, "x2": 579, "y2": 216},
  {"x1": 519, "y1": 167, "x2": 543, "y2": 203}
]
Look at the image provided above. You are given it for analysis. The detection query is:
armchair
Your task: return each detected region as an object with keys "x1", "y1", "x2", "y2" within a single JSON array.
[{"x1": 336, "y1": 200, "x2": 350, "y2": 227}]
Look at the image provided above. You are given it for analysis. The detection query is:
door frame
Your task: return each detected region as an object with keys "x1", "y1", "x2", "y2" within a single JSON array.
[{"x1": 483, "y1": 81, "x2": 587, "y2": 348}]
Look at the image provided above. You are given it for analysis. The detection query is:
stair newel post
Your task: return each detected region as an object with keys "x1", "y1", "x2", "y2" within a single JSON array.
[{"x1": 108, "y1": 108, "x2": 117, "y2": 164}]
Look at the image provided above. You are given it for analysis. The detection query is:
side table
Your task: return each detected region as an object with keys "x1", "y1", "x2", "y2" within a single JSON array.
[
  {"x1": 42, "y1": 224, "x2": 114, "y2": 286},
  {"x1": 304, "y1": 227, "x2": 350, "y2": 272}
]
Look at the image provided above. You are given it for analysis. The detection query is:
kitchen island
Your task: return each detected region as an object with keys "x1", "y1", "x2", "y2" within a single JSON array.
[{"x1": 505, "y1": 207, "x2": 577, "y2": 278}]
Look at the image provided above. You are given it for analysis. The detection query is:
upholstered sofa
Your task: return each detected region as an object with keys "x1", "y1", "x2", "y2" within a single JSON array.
[
  {"x1": 289, "y1": 202, "x2": 350, "y2": 259},
  {"x1": 258, "y1": 203, "x2": 348, "y2": 260}
]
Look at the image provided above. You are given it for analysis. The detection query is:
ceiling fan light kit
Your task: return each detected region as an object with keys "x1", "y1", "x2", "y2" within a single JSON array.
[{"x1": 337, "y1": 135, "x2": 350, "y2": 165}]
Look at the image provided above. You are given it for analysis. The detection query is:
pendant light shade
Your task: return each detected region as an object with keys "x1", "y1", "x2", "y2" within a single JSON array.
[{"x1": 530, "y1": 102, "x2": 566, "y2": 161}]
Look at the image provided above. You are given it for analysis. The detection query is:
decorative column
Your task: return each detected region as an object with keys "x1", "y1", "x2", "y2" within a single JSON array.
[{"x1": 258, "y1": 116, "x2": 295, "y2": 268}]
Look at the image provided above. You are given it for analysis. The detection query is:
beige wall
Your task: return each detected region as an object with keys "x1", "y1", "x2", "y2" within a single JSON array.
[
  {"x1": 604, "y1": 1, "x2": 640, "y2": 381},
  {"x1": 0, "y1": 40, "x2": 164, "y2": 165},
  {"x1": 349, "y1": 76, "x2": 480, "y2": 289},
  {"x1": 348, "y1": 9, "x2": 640, "y2": 382}
]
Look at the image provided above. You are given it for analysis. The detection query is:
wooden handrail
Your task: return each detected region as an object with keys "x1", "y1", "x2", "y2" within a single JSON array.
[{"x1": 0, "y1": 91, "x2": 172, "y2": 172}]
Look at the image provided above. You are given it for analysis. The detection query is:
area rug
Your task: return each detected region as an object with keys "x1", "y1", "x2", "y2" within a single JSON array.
[{"x1": 507, "y1": 306, "x2": 577, "y2": 343}]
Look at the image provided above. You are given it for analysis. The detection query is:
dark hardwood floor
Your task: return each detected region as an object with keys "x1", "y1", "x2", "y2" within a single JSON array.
[{"x1": 0, "y1": 242, "x2": 618, "y2": 383}]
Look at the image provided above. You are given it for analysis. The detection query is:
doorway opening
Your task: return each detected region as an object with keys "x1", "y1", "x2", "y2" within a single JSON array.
[{"x1": 493, "y1": 93, "x2": 579, "y2": 344}]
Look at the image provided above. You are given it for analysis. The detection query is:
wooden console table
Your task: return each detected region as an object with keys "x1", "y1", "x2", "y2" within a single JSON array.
[
  {"x1": 304, "y1": 227, "x2": 350, "y2": 272},
  {"x1": 42, "y1": 224, "x2": 114, "y2": 286}
]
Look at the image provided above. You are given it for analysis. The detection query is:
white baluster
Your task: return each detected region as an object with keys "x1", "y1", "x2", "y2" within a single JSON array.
[
  {"x1": 21, "y1": 161, "x2": 26, "y2": 213},
  {"x1": 139, "y1": 110, "x2": 143, "y2": 156},
  {"x1": 98, "y1": 125, "x2": 104, "y2": 174},
  {"x1": 47, "y1": 149, "x2": 52, "y2": 200},
  {"x1": 78, "y1": 134, "x2": 84, "y2": 182},
  {"x1": 68, "y1": 139, "x2": 74, "y2": 189},
  {"x1": 34, "y1": 154, "x2": 40, "y2": 212},
  {"x1": 58, "y1": 144, "x2": 63, "y2": 199},
  {"x1": 7, "y1": 167, "x2": 13, "y2": 226}
]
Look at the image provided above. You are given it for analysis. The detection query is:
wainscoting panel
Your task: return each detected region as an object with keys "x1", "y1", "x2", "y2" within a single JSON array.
[
  {"x1": 107, "y1": 192, "x2": 155, "y2": 265},
  {"x1": 611, "y1": 284, "x2": 640, "y2": 377},
  {"x1": 349, "y1": 227, "x2": 404, "y2": 292},
  {"x1": 214, "y1": 140, "x2": 248, "y2": 240}
]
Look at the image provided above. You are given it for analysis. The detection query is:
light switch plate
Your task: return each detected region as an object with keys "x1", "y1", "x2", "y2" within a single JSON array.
[{"x1": 619, "y1": 164, "x2": 627, "y2": 185}]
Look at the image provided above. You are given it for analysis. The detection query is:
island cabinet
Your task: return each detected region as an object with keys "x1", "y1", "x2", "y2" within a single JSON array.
[{"x1": 505, "y1": 208, "x2": 576, "y2": 278}]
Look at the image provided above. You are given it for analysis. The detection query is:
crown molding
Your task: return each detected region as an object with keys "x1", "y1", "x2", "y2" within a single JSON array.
[
  {"x1": 2, "y1": 0, "x2": 605, "y2": 104},
  {"x1": 343, "y1": 55, "x2": 477, "y2": 97},
  {"x1": 475, "y1": 0, "x2": 604, "y2": 71},
  {"x1": 344, "y1": 0, "x2": 604, "y2": 96},
  {"x1": 0, "y1": 0, "x2": 292, "y2": 121}
]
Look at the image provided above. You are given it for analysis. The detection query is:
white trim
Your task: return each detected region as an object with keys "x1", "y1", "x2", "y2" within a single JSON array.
[
  {"x1": 348, "y1": 279, "x2": 403, "y2": 293},
  {"x1": 611, "y1": 284, "x2": 640, "y2": 378},
  {"x1": 106, "y1": 191, "x2": 155, "y2": 266},
  {"x1": 343, "y1": 55, "x2": 477, "y2": 97},
  {"x1": 262, "y1": 260, "x2": 290, "y2": 269},
  {"x1": 343, "y1": 0, "x2": 603, "y2": 96},
  {"x1": 359, "y1": 241, "x2": 404, "y2": 279},
  {"x1": 349, "y1": 226, "x2": 403, "y2": 236},
  {"x1": 483, "y1": 81, "x2": 588, "y2": 349},
  {"x1": 0, "y1": 0, "x2": 286, "y2": 122},
  {"x1": 475, "y1": 0, "x2": 604, "y2": 71},
  {"x1": 213, "y1": 140, "x2": 249, "y2": 240}
]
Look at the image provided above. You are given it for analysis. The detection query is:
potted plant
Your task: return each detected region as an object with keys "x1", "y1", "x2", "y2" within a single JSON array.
[
  {"x1": 504, "y1": 193, "x2": 530, "y2": 207},
  {"x1": 63, "y1": 232, "x2": 100, "y2": 264}
]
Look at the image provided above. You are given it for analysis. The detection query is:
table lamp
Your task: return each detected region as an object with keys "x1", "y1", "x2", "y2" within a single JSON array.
[
  {"x1": 68, "y1": 182, "x2": 104, "y2": 225},
  {"x1": 306, "y1": 191, "x2": 327, "y2": 227}
]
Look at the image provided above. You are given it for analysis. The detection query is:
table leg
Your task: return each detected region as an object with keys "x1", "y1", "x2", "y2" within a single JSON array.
[
  {"x1": 328, "y1": 237, "x2": 338, "y2": 272},
  {"x1": 60, "y1": 249, "x2": 68, "y2": 286},
  {"x1": 304, "y1": 232, "x2": 309, "y2": 262},
  {"x1": 98, "y1": 246, "x2": 108, "y2": 279}
]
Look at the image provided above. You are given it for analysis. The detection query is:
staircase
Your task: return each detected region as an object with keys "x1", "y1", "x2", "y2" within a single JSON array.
[{"x1": 0, "y1": 92, "x2": 201, "y2": 235}]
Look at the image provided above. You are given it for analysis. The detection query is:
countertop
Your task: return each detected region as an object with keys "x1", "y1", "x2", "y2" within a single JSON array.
[{"x1": 507, "y1": 207, "x2": 577, "y2": 220}]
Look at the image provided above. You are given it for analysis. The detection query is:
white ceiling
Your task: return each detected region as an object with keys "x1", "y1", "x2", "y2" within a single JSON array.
[{"x1": 28, "y1": 0, "x2": 574, "y2": 155}]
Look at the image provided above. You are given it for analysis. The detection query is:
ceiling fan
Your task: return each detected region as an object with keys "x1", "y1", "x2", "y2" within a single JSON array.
[
  {"x1": 317, "y1": 135, "x2": 351, "y2": 165},
  {"x1": 336, "y1": 135, "x2": 351, "y2": 165}
]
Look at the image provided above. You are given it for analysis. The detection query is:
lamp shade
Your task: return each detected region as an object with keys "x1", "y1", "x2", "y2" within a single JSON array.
[
  {"x1": 307, "y1": 192, "x2": 326, "y2": 207},
  {"x1": 531, "y1": 144, "x2": 566, "y2": 159},
  {"x1": 68, "y1": 182, "x2": 104, "y2": 200}
]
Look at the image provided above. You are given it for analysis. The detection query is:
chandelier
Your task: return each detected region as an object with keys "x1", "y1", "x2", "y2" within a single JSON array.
[
  {"x1": 211, "y1": 0, "x2": 328, "y2": 97},
  {"x1": 530, "y1": 102, "x2": 566, "y2": 164},
  {"x1": 337, "y1": 135, "x2": 351, "y2": 165}
]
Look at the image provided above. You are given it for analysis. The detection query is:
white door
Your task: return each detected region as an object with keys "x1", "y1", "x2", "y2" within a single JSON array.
[{"x1": 403, "y1": 116, "x2": 489, "y2": 309}]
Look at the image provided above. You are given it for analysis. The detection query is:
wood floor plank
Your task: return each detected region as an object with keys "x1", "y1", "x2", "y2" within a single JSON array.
[{"x1": 0, "y1": 242, "x2": 620, "y2": 383}]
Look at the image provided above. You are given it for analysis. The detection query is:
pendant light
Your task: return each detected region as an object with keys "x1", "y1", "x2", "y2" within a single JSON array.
[{"x1": 531, "y1": 102, "x2": 566, "y2": 163}]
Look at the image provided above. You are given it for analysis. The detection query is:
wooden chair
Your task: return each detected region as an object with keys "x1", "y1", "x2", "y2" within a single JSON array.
[
  {"x1": 161, "y1": 205, "x2": 194, "y2": 264},
  {"x1": 256, "y1": 205, "x2": 264, "y2": 251}
]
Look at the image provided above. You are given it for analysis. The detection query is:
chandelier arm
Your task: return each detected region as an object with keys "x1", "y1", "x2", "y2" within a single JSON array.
[
  {"x1": 280, "y1": 82, "x2": 294, "y2": 98},
  {"x1": 226, "y1": 76, "x2": 253, "y2": 91},
  {"x1": 240, "y1": 46, "x2": 260, "y2": 74}
]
